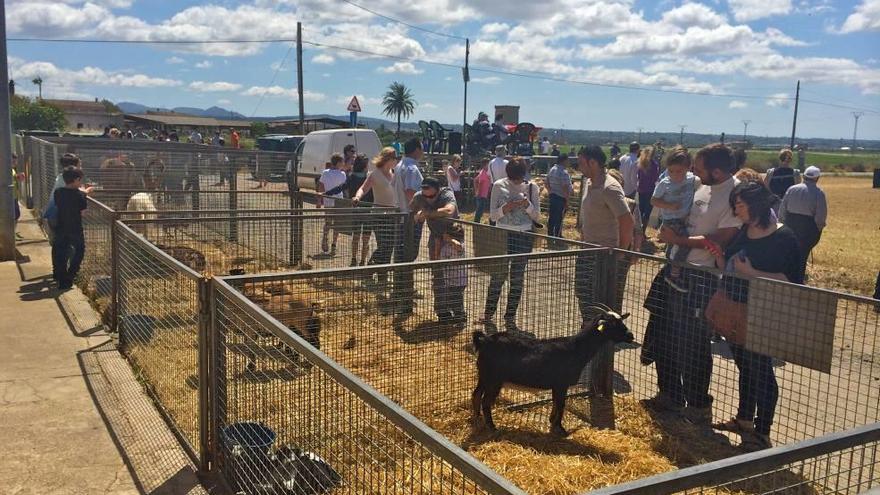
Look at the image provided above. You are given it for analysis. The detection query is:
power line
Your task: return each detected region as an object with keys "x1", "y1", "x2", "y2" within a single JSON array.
[
  {"x1": 9, "y1": 34, "x2": 880, "y2": 115},
  {"x1": 250, "y1": 44, "x2": 294, "y2": 118},
  {"x1": 336, "y1": 0, "x2": 466, "y2": 40},
  {"x1": 801, "y1": 89, "x2": 880, "y2": 114}
]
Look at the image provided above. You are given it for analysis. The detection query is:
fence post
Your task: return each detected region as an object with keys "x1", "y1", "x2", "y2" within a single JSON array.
[
  {"x1": 291, "y1": 190, "x2": 304, "y2": 266},
  {"x1": 110, "y1": 216, "x2": 120, "y2": 334},
  {"x1": 575, "y1": 175, "x2": 586, "y2": 229},
  {"x1": 228, "y1": 165, "x2": 238, "y2": 243},
  {"x1": 198, "y1": 277, "x2": 212, "y2": 473},
  {"x1": 209, "y1": 278, "x2": 227, "y2": 477},
  {"x1": 403, "y1": 213, "x2": 415, "y2": 262}
]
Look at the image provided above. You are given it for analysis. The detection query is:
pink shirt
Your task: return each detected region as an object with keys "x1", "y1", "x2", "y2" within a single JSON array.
[{"x1": 474, "y1": 169, "x2": 492, "y2": 198}]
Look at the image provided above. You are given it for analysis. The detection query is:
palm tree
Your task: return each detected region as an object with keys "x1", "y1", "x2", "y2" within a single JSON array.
[
  {"x1": 381, "y1": 82, "x2": 416, "y2": 139},
  {"x1": 32, "y1": 77, "x2": 43, "y2": 99}
]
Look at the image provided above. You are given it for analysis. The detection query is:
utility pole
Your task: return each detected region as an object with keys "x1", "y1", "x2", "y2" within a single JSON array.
[
  {"x1": 678, "y1": 125, "x2": 687, "y2": 145},
  {"x1": 296, "y1": 22, "x2": 305, "y2": 137},
  {"x1": 462, "y1": 38, "x2": 469, "y2": 159},
  {"x1": 789, "y1": 80, "x2": 800, "y2": 149},
  {"x1": 637, "y1": 127, "x2": 643, "y2": 143},
  {"x1": 0, "y1": 0, "x2": 15, "y2": 260},
  {"x1": 742, "y1": 120, "x2": 751, "y2": 143},
  {"x1": 851, "y1": 112, "x2": 864, "y2": 154}
]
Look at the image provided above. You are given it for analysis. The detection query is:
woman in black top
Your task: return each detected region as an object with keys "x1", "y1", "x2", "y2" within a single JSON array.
[{"x1": 709, "y1": 181, "x2": 802, "y2": 451}]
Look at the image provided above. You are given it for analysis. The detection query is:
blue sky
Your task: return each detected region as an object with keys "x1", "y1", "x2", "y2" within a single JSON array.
[{"x1": 6, "y1": 0, "x2": 880, "y2": 140}]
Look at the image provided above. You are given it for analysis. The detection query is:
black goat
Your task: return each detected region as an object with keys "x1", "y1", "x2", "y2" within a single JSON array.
[{"x1": 471, "y1": 308, "x2": 634, "y2": 436}]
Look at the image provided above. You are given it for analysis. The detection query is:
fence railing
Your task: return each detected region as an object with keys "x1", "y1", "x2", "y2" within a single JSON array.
[{"x1": 586, "y1": 422, "x2": 880, "y2": 494}]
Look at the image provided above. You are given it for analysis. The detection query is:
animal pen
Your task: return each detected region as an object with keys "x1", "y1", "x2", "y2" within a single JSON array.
[{"x1": 18, "y1": 136, "x2": 880, "y2": 494}]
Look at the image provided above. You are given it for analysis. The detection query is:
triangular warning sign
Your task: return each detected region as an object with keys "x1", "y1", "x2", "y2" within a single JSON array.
[{"x1": 347, "y1": 96, "x2": 362, "y2": 113}]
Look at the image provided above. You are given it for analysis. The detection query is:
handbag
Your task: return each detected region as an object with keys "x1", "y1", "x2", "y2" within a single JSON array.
[
  {"x1": 527, "y1": 183, "x2": 546, "y2": 234},
  {"x1": 705, "y1": 288, "x2": 748, "y2": 345}
]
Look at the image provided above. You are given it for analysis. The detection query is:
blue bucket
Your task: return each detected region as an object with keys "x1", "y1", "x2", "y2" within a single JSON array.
[
  {"x1": 122, "y1": 314, "x2": 157, "y2": 343},
  {"x1": 222, "y1": 422, "x2": 276, "y2": 454}
]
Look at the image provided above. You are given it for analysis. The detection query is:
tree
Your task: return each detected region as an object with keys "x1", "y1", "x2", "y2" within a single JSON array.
[
  {"x1": 250, "y1": 121, "x2": 269, "y2": 138},
  {"x1": 31, "y1": 77, "x2": 43, "y2": 99},
  {"x1": 11, "y1": 95, "x2": 66, "y2": 132},
  {"x1": 101, "y1": 99, "x2": 121, "y2": 113},
  {"x1": 381, "y1": 82, "x2": 416, "y2": 139}
]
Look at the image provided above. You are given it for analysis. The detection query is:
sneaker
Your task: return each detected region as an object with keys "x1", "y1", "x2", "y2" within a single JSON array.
[
  {"x1": 712, "y1": 417, "x2": 755, "y2": 434},
  {"x1": 664, "y1": 274, "x2": 689, "y2": 293},
  {"x1": 640, "y1": 394, "x2": 683, "y2": 414},
  {"x1": 681, "y1": 405, "x2": 712, "y2": 426}
]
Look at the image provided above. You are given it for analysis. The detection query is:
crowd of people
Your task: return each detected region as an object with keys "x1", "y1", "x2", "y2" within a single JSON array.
[
  {"x1": 97, "y1": 125, "x2": 242, "y2": 149},
  {"x1": 313, "y1": 136, "x2": 834, "y2": 450}
]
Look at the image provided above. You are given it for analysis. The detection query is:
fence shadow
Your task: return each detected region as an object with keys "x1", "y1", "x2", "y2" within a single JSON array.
[{"x1": 77, "y1": 340, "x2": 209, "y2": 495}]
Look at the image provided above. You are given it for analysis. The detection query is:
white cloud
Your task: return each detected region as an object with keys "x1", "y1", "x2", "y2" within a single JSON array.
[
  {"x1": 218, "y1": 98, "x2": 232, "y2": 105},
  {"x1": 422, "y1": 103, "x2": 439, "y2": 109},
  {"x1": 312, "y1": 54, "x2": 335, "y2": 65},
  {"x1": 195, "y1": 60, "x2": 213, "y2": 69},
  {"x1": 166, "y1": 56, "x2": 185, "y2": 64},
  {"x1": 377, "y1": 62, "x2": 424, "y2": 75},
  {"x1": 243, "y1": 86, "x2": 326, "y2": 101},
  {"x1": 8, "y1": 57, "x2": 182, "y2": 100},
  {"x1": 661, "y1": 3, "x2": 727, "y2": 29},
  {"x1": 728, "y1": 0, "x2": 792, "y2": 21},
  {"x1": 472, "y1": 76, "x2": 502, "y2": 84},
  {"x1": 479, "y1": 22, "x2": 510, "y2": 39},
  {"x1": 838, "y1": 0, "x2": 880, "y2": 33},
  {"x1": 189, "y1": 81, "x2": 242, "y2": 92},
  {"x1": 766, "y1": 93, "x2": 791, "y2": 107},
  {"x1": 728, "y1": 100, "x2": 748, "y2": 109}
]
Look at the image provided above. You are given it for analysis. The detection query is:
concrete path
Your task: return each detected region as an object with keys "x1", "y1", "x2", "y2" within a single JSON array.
[{"x1": 0, "y1": 212, "x2": 207, "y2": 495}]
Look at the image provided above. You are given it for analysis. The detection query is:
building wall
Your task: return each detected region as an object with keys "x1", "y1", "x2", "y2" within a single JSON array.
[{"x1": 66, "y1": 112, "x2": 124, "y2": 131}]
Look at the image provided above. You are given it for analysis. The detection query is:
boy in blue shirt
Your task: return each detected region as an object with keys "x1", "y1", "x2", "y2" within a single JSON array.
[{"x1": 651, "y1": 147, "x2": 698, "y2": 292}]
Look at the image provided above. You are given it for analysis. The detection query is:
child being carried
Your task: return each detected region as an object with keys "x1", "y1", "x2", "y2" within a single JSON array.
[{"x1": 652, "y1": 148, "x2": 699, "y2": 293}]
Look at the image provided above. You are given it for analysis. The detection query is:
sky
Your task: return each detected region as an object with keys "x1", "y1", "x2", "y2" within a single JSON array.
[{"x1": 5, "y1": 0, "x2": 880, "y2": 141}]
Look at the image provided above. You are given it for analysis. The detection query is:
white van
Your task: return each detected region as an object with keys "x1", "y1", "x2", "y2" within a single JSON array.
[{"x1": 293, "y1": 129, "x2": 382, "y2": 190}]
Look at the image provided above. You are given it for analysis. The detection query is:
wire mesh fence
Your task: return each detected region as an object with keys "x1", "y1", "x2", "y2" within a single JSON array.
[
  {"x1": 75, "y1": 197, "x2": 117, "y2": 323},
  {"x1": 211, "y1": 278, "x2": 523, "y2": 495},
  {"x1": 614, "y1": 251, "x2": 880, "y2": 450},
  {"x1": 116, "y1": 221, "x2": 203, "y2": 462},
  {"x1": 586, "y1": 422, "x2": 880, "y2": 495},
  {"x1": 123, "y1": 210, "x2": 408, "y2": 275}
]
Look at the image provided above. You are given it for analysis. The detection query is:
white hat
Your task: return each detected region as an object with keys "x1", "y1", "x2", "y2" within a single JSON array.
[{"x1": 804, "y1": 166, "x2": 820, "y2": 179}]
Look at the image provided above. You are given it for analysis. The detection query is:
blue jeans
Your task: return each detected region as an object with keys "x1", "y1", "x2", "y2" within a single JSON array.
[
  {"x1": 638, "y1": 192, "x2": 653, "y2": 230},
  {"x1": 483, "y1": 232, "x2": 534, "y2": 322},
  {"x1": 730, "y1": 344, "x2": 778, "y2": 435},
  {"x1": 473, "y1": 197, "x2": 489, "y2": 223},
  {"x1": 548, "y1": 193, "x2": 566, "y2": 238},
  {"x1": 52, "y1": 231, "x2": 85, "y2": 286}
]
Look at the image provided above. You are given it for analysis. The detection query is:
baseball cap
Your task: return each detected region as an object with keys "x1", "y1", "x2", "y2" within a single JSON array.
[{"x1": 804, "y1": 166, "x2": 820, "y2": 179}]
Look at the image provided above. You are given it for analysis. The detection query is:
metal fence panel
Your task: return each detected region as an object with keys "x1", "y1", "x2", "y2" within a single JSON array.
[
  {"x1": 211, "y1": 278, "x2": 522, "y2": 495},
  {"x1": 115, "y1": 221, "x2": 203, "y2": 461}
]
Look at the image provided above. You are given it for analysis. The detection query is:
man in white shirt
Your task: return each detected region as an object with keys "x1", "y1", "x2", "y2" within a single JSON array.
[
  {"x1": 318, "y1": 153, "x2": 347, "y2": 255},
  {"x1": 618, "y1": 141, "x2": 640, "y2": 199},
  {"x1": 488, "y1": 145, "x2": 508, "y2": 184},
  {"x1": 653, "y1": 143, "x2": 742, "y2": 424}
]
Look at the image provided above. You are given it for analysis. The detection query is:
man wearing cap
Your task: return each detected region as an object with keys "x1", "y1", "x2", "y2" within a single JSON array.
[
  {"x1": 619, "y1": 142, "x2": 640, "y2": 199},
  {"x1": 409, "y1": 177, "x2": 459, "y2": 322},
  {"x1": 546, "y1": 153, "x2": 574, "y2": 238},
  {"x1": 779, "y1": 165, "x2": 827, "y2": 280}
]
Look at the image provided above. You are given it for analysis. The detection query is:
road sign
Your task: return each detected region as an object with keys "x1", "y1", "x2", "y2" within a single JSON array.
[{"x1": 346, "y1": 96, "x2": 362, "y2": 113}]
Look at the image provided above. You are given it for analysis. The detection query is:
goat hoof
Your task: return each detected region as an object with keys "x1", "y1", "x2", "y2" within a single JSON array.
[{"x1": 551, "y1": 426, "x2": 568, "y2": 437}]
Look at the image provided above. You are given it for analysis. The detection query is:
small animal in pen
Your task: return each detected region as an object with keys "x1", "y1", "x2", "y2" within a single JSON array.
[
  {"x1": 239, "y1": 282, "x2": 323, "y2": 373},
  {"x1": 471, "y1": 306, "x2": 635, "y2": 436}
]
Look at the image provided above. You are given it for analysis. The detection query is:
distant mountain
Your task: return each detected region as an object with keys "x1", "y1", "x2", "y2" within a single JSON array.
[{"x1": 116, "y1": 101, "x2": 246, "y2": 119}]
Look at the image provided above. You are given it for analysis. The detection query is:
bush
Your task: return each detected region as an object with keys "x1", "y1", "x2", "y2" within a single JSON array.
[{"x1": 11, "y1": 95, "x2": 66, "y2": 132}]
